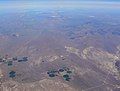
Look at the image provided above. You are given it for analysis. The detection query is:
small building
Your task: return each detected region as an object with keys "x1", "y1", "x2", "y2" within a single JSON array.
[
  {"x1": 65, "y1": 77, "x2": 71, "y2": 81},
  {"x1": 63, "y1": 74, "x2": 69, "y2": 78},
  {"x1": 18, "y1": 57, "x2": 28, "y2": 62},
  {"x1": 9, "y1": 71, "x2": 16, "y2": 78},
  {"x1": 12, "y1": 57, "x2": 17, "y2": 61},
  {"x1": 67, "y1": 71, "x2": 72, "y2": 74},
  {"x1": 59, "y1": 69, "x2": 64, "y2": 72},
  {"x1": 23, "y1": 57, "x2": 28, "y2": 61},
  {"x1": 63, "y1": 74, "x2": 71, "y2": 81},
  {"x1": 115, "y1": 60, "x2": 120, "y2": 70},
  {"x1": 49, "y1": 74, "x2": 55, "y2": 77},
  {"x1": 8, "y1": 61, "x2": 13, "y2": 66},
  {"x1": 0, "y1": 58, "x2": 3, "y2": 62}
]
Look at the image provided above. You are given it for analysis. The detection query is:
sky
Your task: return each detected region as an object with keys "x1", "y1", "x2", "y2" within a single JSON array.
[{"x1": 0, "y1": 0, "x2": 120, "y2": 10}]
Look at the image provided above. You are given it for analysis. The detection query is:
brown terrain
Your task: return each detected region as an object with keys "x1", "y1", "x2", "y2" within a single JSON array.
[{"x1": 0, "y1": 9, "x2": 120, "y2": 91}]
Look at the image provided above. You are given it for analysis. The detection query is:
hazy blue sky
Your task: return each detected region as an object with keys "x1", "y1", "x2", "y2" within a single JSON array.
[
  {"x1": 0, "y1": 0, "x2": 120, "y2": 10},
  {"x1": 0, "y1": 0, "x2": 120, "y2": 2}
]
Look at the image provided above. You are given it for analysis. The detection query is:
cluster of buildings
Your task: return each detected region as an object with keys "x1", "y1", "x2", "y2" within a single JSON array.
[
  {"x1": 47, "y1": 67, "x2": 72, "y2": 81},
  {"x1": 0, "y1": 55, "x2": 28, "y2": 65},
  {"x1": 0, "y1": 55, "x2": 28, "y2": 78}
]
